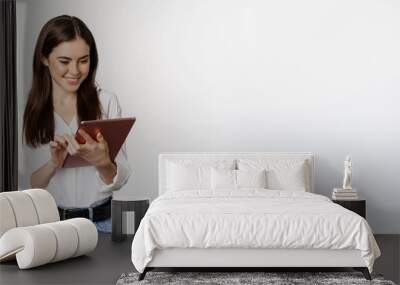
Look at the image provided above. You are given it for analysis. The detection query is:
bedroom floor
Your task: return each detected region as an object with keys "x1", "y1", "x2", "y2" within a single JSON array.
[{"x1": 0, "y1": 234, "x2": 398, "y2": 285}]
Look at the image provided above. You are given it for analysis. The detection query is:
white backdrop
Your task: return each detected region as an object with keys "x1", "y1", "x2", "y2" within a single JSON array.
[{"x1": 17, "y1": 0, "x2": 400, "y2": 233}]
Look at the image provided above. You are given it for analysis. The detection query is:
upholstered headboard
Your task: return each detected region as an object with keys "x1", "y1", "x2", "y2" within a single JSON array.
[{"x1": 158, "y1": 152, "x2": 314, "y2": 195}]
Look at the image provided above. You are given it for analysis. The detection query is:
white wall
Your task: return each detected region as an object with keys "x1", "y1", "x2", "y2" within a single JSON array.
[{"x1": 17, "y1": 0, "x2": 400, "y2": 233}]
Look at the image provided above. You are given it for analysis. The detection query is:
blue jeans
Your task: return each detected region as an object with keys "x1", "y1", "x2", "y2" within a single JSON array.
[{"x1": 95, "y1": 218, "x2": 112, "y2": 233}]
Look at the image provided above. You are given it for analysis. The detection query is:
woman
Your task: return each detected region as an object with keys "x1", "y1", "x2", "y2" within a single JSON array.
[{"x1": 23, "y1": 15, "x2": 131, "y2": 231}]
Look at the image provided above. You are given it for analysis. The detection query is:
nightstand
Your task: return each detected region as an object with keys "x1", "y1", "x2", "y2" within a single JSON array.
[
  {"x1": 332, "y1": 199, "x2": 366, "y2": 219},
  {"x1": 111, "y1": 196, "x2": 149, "y2": 242}
]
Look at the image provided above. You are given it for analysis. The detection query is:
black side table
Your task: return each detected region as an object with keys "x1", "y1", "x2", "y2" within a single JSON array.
[
  {"x1": 333, "y1": 199, "x2": 366, "y2": 219},
  {"x1": 112, "y1": 196, "x2": 149, "y2": 242}
]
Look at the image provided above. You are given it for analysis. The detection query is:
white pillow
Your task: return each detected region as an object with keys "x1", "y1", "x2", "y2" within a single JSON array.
[
  {"x1": 236, "y1": 169, "x2": 267, "y2": 188},
  {"x1": 166, "y1": 159, "x2": 236, "y2": 191},
  {"x1": 167, "y1": 163, "x2": 211, "y2": 191},
  {"x1": 211, "y1": 168, "x2": 237, "y2": 190},
  {"x1": 237, "y1": 159, "x2": 308, "y2": 191},
  {"x1": 211, "y1": 169, "x2": 268, "y2": 190}
]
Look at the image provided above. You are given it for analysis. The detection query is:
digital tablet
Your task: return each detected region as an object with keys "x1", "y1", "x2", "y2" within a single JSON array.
[{"x1": 62, "y1": 117, "x2": 136, "y2": 168}]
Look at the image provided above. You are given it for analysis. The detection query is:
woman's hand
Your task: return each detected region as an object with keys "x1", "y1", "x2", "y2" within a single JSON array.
[
  {"x1": 63, "y1": 130, "x2": 112, "y2": 167},
  {"x1": 49, "y1": 135, "x2": 68, "y2": 169},
  {"x1": 31, "y1": 135, "x2": 68, "y2": 188},
  {"x1": 63, "y1": 130, "x2": 117, "y2": 184}
]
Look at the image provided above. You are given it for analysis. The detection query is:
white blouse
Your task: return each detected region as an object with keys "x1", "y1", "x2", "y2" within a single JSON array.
[{"x1": 26, "y1": 90, "x2": 131, "y2": 208}]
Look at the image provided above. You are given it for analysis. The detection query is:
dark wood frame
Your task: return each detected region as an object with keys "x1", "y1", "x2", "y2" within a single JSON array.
[{"x1": 138, "y1": 267, "x2": 371, "y2": 281}]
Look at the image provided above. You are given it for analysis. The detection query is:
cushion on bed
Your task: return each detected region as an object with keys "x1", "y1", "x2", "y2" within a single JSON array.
[
  {"x1": 211, "y1": 169, "x2": 268, "y2": 190},
  {"x1": 237, "y1": 169, "x2": 267, "y2": 188},
  {"x1": 211, "y1": 169, "x2": 237, "y2": 190},
  {"x1": 167, "y1": 163, "x2": 211, "y2": 191},
  {"x1": 166, "y1": 160, "x2": 235, "y2": 191},
  {"x1": 237, "y1": 159, "x2": 309, "y2": 191}
]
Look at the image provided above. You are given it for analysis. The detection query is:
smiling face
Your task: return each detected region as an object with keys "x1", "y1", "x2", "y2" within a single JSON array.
[{"x1": 42, "y1": 37, "x2": 90, "y2": 94}]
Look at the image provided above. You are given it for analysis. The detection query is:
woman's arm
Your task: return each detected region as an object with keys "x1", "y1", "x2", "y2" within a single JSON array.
[
  {"x1": 96, "y1": 161, "x2": 117, "y2": 185},
  {"x1": 93, "y1": 132, "x2": 117, "y2": 184},
  {"x1": 31, "y1": 160, "x2": 58, "y2": 188},
  {"x1": 96, "y1": 92, "x2": 131, "y2": 191},
  {"x1": 31, "y1": 137, "x2": 68, "y2": 188}
]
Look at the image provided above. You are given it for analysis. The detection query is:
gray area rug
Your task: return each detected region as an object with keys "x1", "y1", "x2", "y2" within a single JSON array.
[{"x1": 116, "y1": 272, "x2": 396, "y2": 285}]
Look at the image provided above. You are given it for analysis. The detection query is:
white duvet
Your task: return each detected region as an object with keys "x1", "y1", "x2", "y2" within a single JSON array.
[{"x1": 131, "y1": 189, "x2": 380, "y2": 273}]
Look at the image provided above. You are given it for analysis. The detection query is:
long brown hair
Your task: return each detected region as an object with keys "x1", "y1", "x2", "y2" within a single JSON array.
[{"x1": 23, "y1": 15, "x2": 102, "y2": 147}]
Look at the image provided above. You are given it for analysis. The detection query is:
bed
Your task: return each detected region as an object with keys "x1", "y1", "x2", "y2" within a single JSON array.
[{"x1": 131, "y1": 152, "x2": 380, "y2": 280}]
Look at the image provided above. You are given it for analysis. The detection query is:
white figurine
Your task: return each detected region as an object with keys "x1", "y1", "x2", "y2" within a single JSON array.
[{"x1": 342, "y1": 155, "x2": 352, "y2": 190}]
